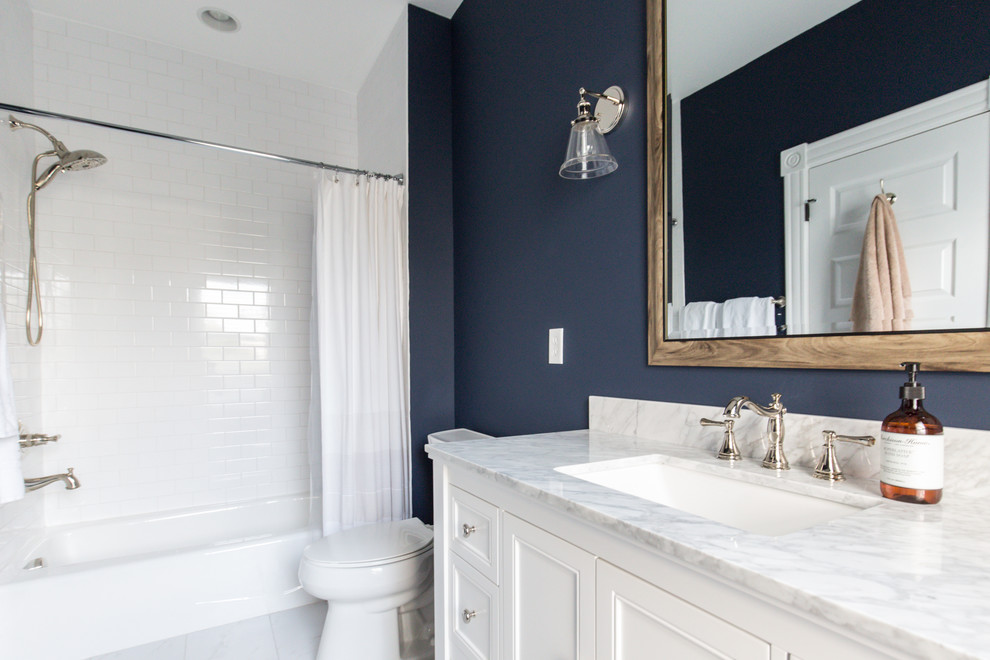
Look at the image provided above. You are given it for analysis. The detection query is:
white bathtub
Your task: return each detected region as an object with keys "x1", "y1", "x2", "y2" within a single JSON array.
[{"x1": 0, "y1": 495, "x2": 319, "y2": 660}]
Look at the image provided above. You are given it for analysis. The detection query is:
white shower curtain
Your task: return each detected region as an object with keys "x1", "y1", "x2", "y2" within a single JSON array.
[{"x1": 312, "y1": 171, "x2": 410, "y2": 536}]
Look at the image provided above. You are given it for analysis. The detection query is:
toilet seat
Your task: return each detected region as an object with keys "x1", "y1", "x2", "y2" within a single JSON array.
[{"x1": 302, "y1": 518, "x2": 433, "y2": 568}]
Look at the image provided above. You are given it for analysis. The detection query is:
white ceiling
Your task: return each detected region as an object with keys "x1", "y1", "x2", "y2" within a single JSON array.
[
  {"x1": 27, "y1": 0, "x2": 851, "y2": 100},
  {"x1": 28, "y1": 0, "x2": 464, "y2": 94},
  {"x1": 668, "y1": 0, "x2": 861, "y2": 100}
]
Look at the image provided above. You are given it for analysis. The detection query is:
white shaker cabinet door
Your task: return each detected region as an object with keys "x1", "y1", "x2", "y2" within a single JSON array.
[
  {"x1": 501, "y1": 513, "x2": 596, "y2": 660},
  {"x1": 596, "y1": 560, "x2": 771, "y2": 660}
]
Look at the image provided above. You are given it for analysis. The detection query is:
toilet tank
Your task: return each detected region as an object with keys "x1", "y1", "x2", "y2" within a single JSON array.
[{"x1": 427, "y1": 428, "x2": 493, "y2": 444}]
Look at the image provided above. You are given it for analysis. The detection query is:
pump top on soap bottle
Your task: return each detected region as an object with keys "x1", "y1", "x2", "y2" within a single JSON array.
[{"x1": 880, "y1": 362, "x2": 944, "y2": 504}]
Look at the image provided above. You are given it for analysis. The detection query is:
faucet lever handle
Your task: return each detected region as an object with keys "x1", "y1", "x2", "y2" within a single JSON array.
[
  {"x1": 813, "y1": 430, "x2": 876, "y2": 481},
  {"x1": 699, "y1": 418, "x2": 740, "y2": 461}
]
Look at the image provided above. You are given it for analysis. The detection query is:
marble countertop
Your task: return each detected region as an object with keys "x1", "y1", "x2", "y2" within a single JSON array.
[{"x1": 427, "y1": 430, "x2": 990, "y2": 660}]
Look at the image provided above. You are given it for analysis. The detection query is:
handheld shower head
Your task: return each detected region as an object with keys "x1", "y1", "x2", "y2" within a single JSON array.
[{"x1": 9, "y1": 114, "x2": 107, "y2": 346}]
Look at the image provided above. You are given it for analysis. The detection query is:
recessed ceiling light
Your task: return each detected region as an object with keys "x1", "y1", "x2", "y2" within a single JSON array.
[{"x1": 199, "y1": 7, "x2": 240, "y2": 32}]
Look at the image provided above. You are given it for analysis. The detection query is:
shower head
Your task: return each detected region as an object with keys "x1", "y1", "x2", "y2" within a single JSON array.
[
  {"x1": 59, "y1": 149, "x2": 107, "y2": 171},
  {"x1": 8, "y1": 114, "x2": 107, "y2": 183}
]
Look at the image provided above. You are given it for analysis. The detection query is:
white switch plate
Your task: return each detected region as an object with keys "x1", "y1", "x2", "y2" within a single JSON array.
[{"x1": 549, "y1": 328, "x2": 563, "y2": 364}]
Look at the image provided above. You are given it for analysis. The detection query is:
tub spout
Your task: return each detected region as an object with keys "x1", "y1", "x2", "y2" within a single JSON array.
[{"x1": 24, "y1": 467, "x2": 80, "y2": 492}]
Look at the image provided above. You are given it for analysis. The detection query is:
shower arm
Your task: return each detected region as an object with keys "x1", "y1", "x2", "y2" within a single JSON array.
[{"x1": 9, "y1": 115, "x2": 70, "y2": 157}]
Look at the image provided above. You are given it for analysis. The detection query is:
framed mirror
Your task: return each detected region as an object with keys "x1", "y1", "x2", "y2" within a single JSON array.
[{"x1": 647, "y1": 0, "x2": 990, "y2": 371}]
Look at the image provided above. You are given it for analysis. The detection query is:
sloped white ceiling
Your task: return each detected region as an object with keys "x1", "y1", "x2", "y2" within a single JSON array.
[
  {"x1": 410, "y1": 0, "x2": 461, "y2": 19},
  {"x1": 668, "y1": 0, "x2": 861, "y2": 99}
]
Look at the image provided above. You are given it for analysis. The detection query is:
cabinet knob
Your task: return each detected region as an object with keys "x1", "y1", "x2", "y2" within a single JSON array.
[
  {"x1": 462, "y1": 523, "x2": 476, "y2": 537},
  {"x1": 463, "y1": 609, "x2": 477, "y2": 623}
]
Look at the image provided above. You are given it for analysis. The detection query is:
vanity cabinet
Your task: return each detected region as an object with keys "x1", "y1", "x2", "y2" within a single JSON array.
[{"x1": 433, "y1": 460, "x2": 897, "y2": 660}]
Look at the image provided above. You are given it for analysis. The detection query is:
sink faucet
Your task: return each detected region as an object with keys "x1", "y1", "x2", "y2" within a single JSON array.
[
  {"x1": 24, "y1": 467, "x2": 80, "y2": 492},
  {"x1": 723, "y1": 394, "x2": 788, "y2": 470}
]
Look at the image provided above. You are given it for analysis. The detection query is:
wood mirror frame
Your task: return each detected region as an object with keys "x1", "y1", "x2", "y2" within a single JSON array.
[
  {"x1": 646, "y1": 0, "x2": 990, "y2": 372},
  {"x1": 646, "y1": 0, "x2": 990, "y2": 371}
]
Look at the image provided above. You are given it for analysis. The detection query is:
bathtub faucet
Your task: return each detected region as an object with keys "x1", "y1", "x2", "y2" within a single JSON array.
[{"x1": 24, "y1": 467, "x2": 80, "y2": 492}]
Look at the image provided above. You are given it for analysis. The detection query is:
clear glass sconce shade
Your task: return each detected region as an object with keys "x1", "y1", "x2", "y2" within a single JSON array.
[{"x1": 559, "y1": 119, "x2": 618, "y2": 179}]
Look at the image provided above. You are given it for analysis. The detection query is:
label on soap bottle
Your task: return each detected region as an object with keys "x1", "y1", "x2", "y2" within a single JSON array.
[{"x1": 880, "y1": 431, "x2": 944, "y2": 490}]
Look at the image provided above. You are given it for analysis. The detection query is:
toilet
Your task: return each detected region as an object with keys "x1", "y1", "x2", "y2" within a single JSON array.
[
  {"x1": 299, "y1": 430, "x2": 492, "y2": 659},
  {"x1": 299, "y1": 517, "x2": 435, "y2": 660}
]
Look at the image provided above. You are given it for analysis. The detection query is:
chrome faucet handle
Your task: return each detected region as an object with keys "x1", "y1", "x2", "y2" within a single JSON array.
[
  {"x1": 700, "y1": 417, "x2": 740, "y2": 461},
  {"x1": 761, "y1": 414, "x2": 788, "y2": 470},
  {"x1": 760, "y1": 396, "x2": 788, "y2": 470},
  {"x1": 813, "y1": 430, "x2": 876, "y2": 481}
]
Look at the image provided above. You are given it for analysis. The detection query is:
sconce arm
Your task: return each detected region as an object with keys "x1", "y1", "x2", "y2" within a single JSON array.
[{"x1": 580, "y1": 88, "x2": 623, "y2": 106}]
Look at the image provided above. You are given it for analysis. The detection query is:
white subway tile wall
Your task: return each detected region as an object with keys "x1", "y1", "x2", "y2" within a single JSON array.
[
  {"x1": 8, "y1": 14, "x2": 359, "y2": 525},
  {"x1": 1, "y1": 0, "x2": 44, "y2": 540}
]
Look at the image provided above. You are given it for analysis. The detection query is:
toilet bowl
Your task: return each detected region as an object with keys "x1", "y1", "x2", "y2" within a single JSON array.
[{"x1": 299, "y1": 517, "x2": 434, "y2": 660}]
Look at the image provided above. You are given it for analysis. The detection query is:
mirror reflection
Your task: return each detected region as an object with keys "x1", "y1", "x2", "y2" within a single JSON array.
[{"x1": 664, "y1": 0, "x2": 990, "y2": 340}]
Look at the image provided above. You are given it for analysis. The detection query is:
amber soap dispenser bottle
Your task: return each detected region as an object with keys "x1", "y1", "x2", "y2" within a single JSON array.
[{"x1": 880, "y1": 362, "x2": 943, "y2": 504}]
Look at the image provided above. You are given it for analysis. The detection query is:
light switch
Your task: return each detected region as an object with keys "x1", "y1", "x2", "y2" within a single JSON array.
[{"x1": 549, "y1": 328, "x2": 563, "y2": 364}]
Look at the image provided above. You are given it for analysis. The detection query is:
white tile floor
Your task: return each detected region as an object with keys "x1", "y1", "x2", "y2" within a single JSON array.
[{"x1": 87, "y1": 602, "x2": 327, "y2": 660}]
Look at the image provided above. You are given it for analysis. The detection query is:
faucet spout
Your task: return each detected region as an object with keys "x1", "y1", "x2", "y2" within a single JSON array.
[
  {"x1": 738, "y1": 394, "x2": 784, "y2": 419},
  {"x1": 722, "y1": 395, "x2": 750, "y2": 418},
  {"x1": 24, "y1": 467, "x2": 80, "y2": 492}
]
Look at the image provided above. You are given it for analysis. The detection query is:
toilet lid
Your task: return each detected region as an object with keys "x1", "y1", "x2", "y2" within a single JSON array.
[{"x1": 304, "y1": 518, "x2": 433, "y2": 566}]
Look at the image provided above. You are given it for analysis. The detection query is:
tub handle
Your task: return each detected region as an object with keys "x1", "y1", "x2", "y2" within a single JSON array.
[
  {"x1": 462, "y1": 524, "x2": 476, "y2": 537},
  {"x1": 463, "y1": 609, "x2": 477, "y2": 623}
]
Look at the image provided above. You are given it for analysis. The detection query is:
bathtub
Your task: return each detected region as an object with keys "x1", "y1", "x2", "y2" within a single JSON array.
[{"x1": 0, "y1": 495, "x2": 319, "y2": 660}]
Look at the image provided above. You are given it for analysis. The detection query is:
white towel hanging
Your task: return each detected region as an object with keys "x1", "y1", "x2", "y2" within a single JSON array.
[
  {"x1": 680, "y1": 301, "x2": 722, "y2": 338},
  {"x1": 0, "y1": 307, "x2": 24, "y2": 504},
  {"x1": 719, "y1": 297, "x2": 776, "y2": 337}
]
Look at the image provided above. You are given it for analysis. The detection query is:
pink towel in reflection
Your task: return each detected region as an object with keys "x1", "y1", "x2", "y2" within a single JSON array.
[{"x1": 850, "y1": 195, "x2": 912, "y2": 332}]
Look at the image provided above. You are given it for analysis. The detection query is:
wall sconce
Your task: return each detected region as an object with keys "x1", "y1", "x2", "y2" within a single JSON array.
[{"x1": 559, "y1": 86, "x2": 625, "y2": 180}]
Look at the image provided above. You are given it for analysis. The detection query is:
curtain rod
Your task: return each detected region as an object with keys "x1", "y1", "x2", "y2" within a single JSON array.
[{"x1": 0, "y1": 102, "x2": 404, "y2": 185}]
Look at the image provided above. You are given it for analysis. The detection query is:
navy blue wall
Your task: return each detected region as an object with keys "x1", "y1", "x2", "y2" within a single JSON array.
[
  {"x1": 681, "y1": 0, "x2": 990, "y2": 303},
  {"x1": 441, "y1": 0, "x2": 990, "y2": 439},
  {"x1": 408, "y1": 5, "x2": 454, "y2": 523}
]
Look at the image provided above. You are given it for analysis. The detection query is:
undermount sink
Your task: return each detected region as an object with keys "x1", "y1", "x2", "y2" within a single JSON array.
[{"x1": 555, "y1": 455, "x2": 880, "y2": 536}]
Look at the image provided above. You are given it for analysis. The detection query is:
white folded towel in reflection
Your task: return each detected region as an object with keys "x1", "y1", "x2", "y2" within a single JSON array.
[
  {"x1": 0, "y1": 308, "x2": 24, "y2": 504},
  {"x1": 718, "y1": 296, "x2": 776, "y2": 337},
  {"x1": 680, "y1": 301, "x2": 722, "y2": 338}
]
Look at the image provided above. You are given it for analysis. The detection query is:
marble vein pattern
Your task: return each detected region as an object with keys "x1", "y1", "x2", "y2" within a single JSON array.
[{"x1": 427, "y1": 422, "x2": 990, "y2": 660}]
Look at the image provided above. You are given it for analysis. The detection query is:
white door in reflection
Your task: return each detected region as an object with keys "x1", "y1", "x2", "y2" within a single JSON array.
[{"x1": 806, "y1": 112, "x2": 990, "y2": 334}]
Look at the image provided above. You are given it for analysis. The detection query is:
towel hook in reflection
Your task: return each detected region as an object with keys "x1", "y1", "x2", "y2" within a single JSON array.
[{"x1": 880, "y1": 179, "x2": 896, "y2": 205}]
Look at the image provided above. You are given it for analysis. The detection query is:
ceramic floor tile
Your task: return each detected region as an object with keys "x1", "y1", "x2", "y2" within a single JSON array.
[
  {"x1": 86, "y1": 635, "x2": 186, "y2": 660},
  {"x1": 276, "y1": 634, "x2": 320, "y2": 660},
  {"x1": 184, "y1": 614, "x2": 278, "y2": 660},
  {"x1": 271, "y1": 601, "x2": 326, "y2": 659}
]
